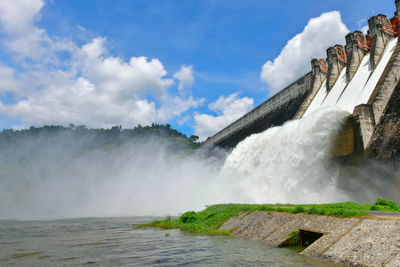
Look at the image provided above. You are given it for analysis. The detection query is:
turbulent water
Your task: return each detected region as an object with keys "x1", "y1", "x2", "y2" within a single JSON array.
[
  {"x1": 0, "y1": 105, "x2": 387, "y2": 219},
  {"x1": 0, "y1": 107, "x2": 359, "y2": 220},
  {"x1": 220, "y1": 107, "x2": 350, "y2": 204},
  {"x1": 0, "y1": 217, "x2": 343, "y2": 266}
]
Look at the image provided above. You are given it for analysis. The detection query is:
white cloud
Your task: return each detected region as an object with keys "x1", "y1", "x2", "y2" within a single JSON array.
[
  {"x1": 194, "y1": 94, "x2": 253, "y2": 140},
  {"x1": 80, "y1": 37, "x2": 174, "y2": 101},
  {"x1": 0, "y1": 37, "x2": 202, "y2": 128},
  {"x1": 260, "y1": 11, "x2": 349, "y2": 94},
  {"x1": 0, "y1": 65, "x2": 18, "y2": 94},
  {"x1": 173, "y1": 65, "x2": 194, "y2": 91},
  {"x1": 0, "y1": 0, "x2": 44, "y2": 36},
  {"x1": 0, "y1": 0, "x2": 202, "y2": 129},
  {"x1": 361, "y1": 25, "x2": 369, "y2": 34},
  {"x1": 156, "y1": 96, "x2": 204, "y2": 122},
  {"x1": 0, "y1": 77, "x2": 158, "y2": 128},
  {"x1": 0, "y1": 0, "x2": 65, "y2": 61}
]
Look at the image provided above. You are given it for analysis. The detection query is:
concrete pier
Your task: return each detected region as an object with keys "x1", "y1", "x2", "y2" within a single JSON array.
[
  {"x1": 326, "y1": 45, "x2": 347, "y2": 91},
  {"x1": 346, "y1": 31, "x2": 370, "y2": 82},
  {"x1": 353, "y1": 104, "x2": 376, "y2": 150},
  {"x1": 294, "y1": 59, "x2": 327, "y2": 119},
  {"x1": 368, "y1": 15, "x2": 394, "y2": 69}
]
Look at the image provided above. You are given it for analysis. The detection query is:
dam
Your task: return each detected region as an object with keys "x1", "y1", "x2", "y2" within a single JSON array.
[{"x1": 205, "y1": 0, "x2": 400, "y2": 161}]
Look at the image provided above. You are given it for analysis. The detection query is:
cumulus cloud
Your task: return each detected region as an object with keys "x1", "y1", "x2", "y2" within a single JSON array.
[
  {"x1": 0, "y1": 0, "x2": 69, "y2": 61},
  {"x1": 194, "y1": 94, "x2": 253, "y2": 140},
  {"x1": 173, "y1": 65, "x2": 194, "y2": 91},
  {"x1": 260, "y1": 11, "x2": 349, "y2": 94},
  {"x1": 79, "y1": 37, "x2": 174, "y2": 101},
  {"x1": 0, "y1": 0, "x2": 44, "y2": 36},
  {"x1": 0, "y1": 0, "x2": 202, "y2": 129}
]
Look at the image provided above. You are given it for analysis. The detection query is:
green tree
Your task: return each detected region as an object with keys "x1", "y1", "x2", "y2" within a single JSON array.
[{"x1": 189, "y1": 135, "x2": 199, "y2": 143}]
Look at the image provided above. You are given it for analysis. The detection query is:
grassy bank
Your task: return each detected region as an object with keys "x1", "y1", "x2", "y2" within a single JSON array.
[{"x1": 139, "y1": 198, "x2": 400, "y2": 235}]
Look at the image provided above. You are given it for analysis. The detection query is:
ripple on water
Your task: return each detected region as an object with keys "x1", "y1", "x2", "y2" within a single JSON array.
[{"x1": 0, "y1": 217, "x2": 344, "y2": 266}]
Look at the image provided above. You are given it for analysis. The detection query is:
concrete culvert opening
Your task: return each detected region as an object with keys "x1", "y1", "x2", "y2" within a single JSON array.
[
  {"x1": 279, "y1": 229, "x2": 324, "y2": 248},
  {"x1": 299, "y1": 229, "x2": 324, "y2": 247}
]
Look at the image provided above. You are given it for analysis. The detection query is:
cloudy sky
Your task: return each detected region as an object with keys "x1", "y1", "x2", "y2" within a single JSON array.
[{"x1": 0, "y1": 0, "x2": 395, "y2": 140}]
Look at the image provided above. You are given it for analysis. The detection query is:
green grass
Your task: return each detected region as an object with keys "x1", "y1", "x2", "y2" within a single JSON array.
[
  {"x1": 138, "y1": 198, "x2": 399, "y2": 236},
  {"x1": 141, "y1": 204, "x2": 263, "y2": 235},
  {"x1": 288, "y1": 230, "x2": 301, "y2": 247}
]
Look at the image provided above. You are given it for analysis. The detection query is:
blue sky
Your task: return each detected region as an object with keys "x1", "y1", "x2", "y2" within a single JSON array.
[{"x1": 0, "y1": 0, "x2": 396, "y2": 139}]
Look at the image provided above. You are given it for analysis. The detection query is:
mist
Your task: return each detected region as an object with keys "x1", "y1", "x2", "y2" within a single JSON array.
[
  {"x1": 0, "y1": 128, "x2": 232, "y2": 219},
  {"x1": 221, "y1": 107, "x2": 400, "y2": 205},
  {"x1": 1, "y1": 109, "x2": 398, "y2": 220}
]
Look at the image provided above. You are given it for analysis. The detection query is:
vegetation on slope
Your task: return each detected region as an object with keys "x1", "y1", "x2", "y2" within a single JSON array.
[
  {"x1": 0, "y1": 123, "x2": 200, "y2": 150},
  {"x1": 0, "y1": 123, "x2": 201, "y2": 170},
  {"x1": 140, "y1": 198, "x2": 400, "y2": 235}
]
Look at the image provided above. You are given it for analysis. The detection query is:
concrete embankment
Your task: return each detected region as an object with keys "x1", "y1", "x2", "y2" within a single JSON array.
[{"x1": 220, "y1": 211, "x2": 400, "y2": 266}]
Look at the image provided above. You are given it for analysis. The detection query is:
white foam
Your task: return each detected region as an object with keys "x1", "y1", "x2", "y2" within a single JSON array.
[
  {"x1": 303, "y1": 82, "x2": 327, "y2": 117},
  {"x1": 220, "y1": 107, "x2": 350, "y2": 204},
  {"x1": 320, "y1": 67, "x2": 348, "y2": 108}
]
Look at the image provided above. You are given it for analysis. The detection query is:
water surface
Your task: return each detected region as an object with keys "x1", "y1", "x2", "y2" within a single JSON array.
[{"x1": 0, "y1": 217, "x2": 343, "y2": 266}]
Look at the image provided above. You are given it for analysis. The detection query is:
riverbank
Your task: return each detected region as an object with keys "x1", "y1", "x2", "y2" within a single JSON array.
[
  {"x1": 220, "y1": 211, "x2": 400, "y2": 266},
  {"x1": 141, "y1": 199, "x2": 400, "y2": 235},
  {"x1": 141, "y1": 200, "x2": 400, "y2": 266},
  {"x1": 141, "y1": 203, "x2": 371, "y2": 235}
]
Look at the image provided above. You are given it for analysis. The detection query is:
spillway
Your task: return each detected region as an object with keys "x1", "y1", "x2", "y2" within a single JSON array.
[
  {"x1": 304, "y1": 37, "x2": 398, "y2": 116},
  {"x1": 217, "y1": 10, "x2": 400, "y2": 204},
  {"x1": 206, "y1": 7, "x2": 400, "y2": 162}
]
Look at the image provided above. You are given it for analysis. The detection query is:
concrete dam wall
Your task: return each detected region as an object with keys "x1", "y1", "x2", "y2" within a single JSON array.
[
  {"x1": 204, "y1": 71, "x2": 314, "y2": 148},
  {"x1": 205, "y1": 0, "x2": 400, "y2": 161}
]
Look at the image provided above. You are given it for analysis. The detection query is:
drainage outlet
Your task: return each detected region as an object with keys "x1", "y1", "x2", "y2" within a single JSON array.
[
  {"x1": 299, "y1": 229, "x2": 324, "y2": 247},
  {"x1": 279, "y1": 229, "x2": 324, "y2": 248}
]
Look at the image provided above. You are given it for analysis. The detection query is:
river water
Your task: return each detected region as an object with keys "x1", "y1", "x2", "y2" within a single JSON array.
[{"x1": 0, "y1": 217, "x2": 344, "y2": 266}]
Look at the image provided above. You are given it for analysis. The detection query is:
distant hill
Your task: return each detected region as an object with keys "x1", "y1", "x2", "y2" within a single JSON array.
[{"x1": 0, "y1": 123, "x2": 200, "y2": 153}]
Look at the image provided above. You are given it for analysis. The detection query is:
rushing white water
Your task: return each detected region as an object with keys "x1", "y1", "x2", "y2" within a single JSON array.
[
  {"x1": 322, "y1": 67, "x2": 348, "y2": 107},
  {"x1": 303, "y1": 83, "x2": 327, "y2": 117},
  {"x1": 219, "y1": 38, "x2": 399, "y2": 206},
  {"x1": 0, "y1": 108, "x2": 363, "y2": 219},
  {"x1": 356, "y1": 37, "x2": 398, "y2": 105},
  {"x1": 336, "y1": 53, "x2": 372, "y2": 112},
  {"x1": 220, "y1": 107, "x2": 350, "y2": 204},
  {"x1": 303, "y1": 66, "x2": 348, "y2": 117}
]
